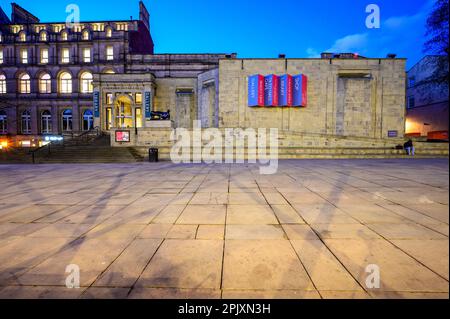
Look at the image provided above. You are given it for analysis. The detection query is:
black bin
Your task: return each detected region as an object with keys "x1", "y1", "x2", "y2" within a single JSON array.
[{"x1": 149, "y1": 148, "x2": 159, "y2": 162}]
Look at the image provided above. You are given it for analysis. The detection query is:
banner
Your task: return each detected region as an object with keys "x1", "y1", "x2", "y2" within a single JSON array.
[
  {"x1": 248, "y1": 75, "x2": 265, "y2": 107},
  {"x1": 279, "y1": 74, "x2": 293, "y2": 107},
  {"x1": 293, "y1": 74, "x2": 308, "y2": 107},
  {"x1": 264, "y1": 75, "x2": 279, "y2": 106},
  {"x1": 93, "y1": 91, "x2": 100, "y2": 118},
  {"x1": 144, "y1": 91, "x2": 152, "y2": 119}
]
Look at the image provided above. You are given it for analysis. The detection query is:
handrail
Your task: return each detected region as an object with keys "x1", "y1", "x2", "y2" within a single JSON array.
[{"x1": 29, "y1": 142, "x2": 52, "y2": 164}]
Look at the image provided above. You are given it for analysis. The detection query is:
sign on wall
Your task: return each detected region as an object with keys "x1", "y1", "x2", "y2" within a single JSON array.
[
  {"x1": 248, "y1": 75, "x2": 265, "y2": 107},
  {"x1": 93, "y1": 91, "x2": 100, "y2": 118},
  {"x1": 144, "y1": 91, "x2": 152, "y2": 120},
  {"x1": 115, "y1": 130, "x2": 130, "y2": 143},
  {"x1": 248, "y1": 74, "x2": 308, "y2": 107}
]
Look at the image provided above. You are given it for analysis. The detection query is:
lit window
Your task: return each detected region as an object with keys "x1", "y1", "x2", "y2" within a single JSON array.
[
  {"x1": 82, "y1": 30, "x2": 90, "y2": 40},
  {"x1": 103, "y1": 68, "x2": 115, "y2": 74},
  {"x1": 20, "y1": 49, "x2": 28, "y2": 64},
  {"x1": 40, "y1": 48, "x2": 49, "y2": 64},
  {"x1": 0, "y1": 50, "x2": 3, "y2": 64},
  {"x1": 59, "y1": 72, "x2": 72, "y2": 94},
  {"x1": 21, "y1": 110, "x2": 31, "y2": 134},
  {"x1": 39, "y1": 73, "x2": 51, "y2": 94},
  {"x1": 106, "y1": 46, "x2": 114, "y2": 61},
  {"x1": 61, "y1": 48, "x2": 70, "y2": 63},
  {"x1": 83, "y1": 48, "x2": 91, "y2": 63},
  {"x1": 83, "y1": 109, "x2": 94, "y2": 131},
  {"x1": 80, "y1": 72, "x2": 93, "y2": 93},
  {"x1": 41, "y1": 110, "x2": 52, "y2": 134},
  {"x1": 40, "y1": 31, "x2": 47, "y2": 41},
  {"x1": 105, "y1": 27, "x2": 112, "y2": 38},
  {"x1": 61, "y1": 31, "x2": 68, "y2": 41},
  {"x1": 106, "y1": 93, "x2": 113, "y2": 104},
  {"x1": 135, "y1": 93, "x2": 142, "y2": 104},
  {"x1": 0, "y1": 74, "x2": 6, "y2": 94},
  {"x1": 19, "y1": 74, "x2": 31, "y2": 94},
  {"x1": 62, "y1": 109, "x2": 73, "y2": 131},
  {"x1": 19, "y1": 31, "x2": 26, "y2": 42},
  {"x1": 0, "y1": 33, "x2": 3, "y2": 42},
  {"x1": 0, "y1": 110, "x2": 7, "y2": 134}
]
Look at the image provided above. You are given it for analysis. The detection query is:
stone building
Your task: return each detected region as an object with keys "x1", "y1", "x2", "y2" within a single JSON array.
[
  {"x1": 0, "y1": 1, "x2": 407, "y2": 152},
  {"x1": 405, "y1": 55, "x2": 449, "y2": 137}
]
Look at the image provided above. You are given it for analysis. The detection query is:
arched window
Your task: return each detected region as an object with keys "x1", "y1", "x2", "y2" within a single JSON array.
[
  {"x1": 102, "y1": 68, "x2": 115, "y2": 74},
  {"x1": 40, "y1": 31, "x2": 47, "y2": 41},
  {"x1": 82, "y1": 109, "x2": 94, "y2": 131},
  {"x1": 59, "y1": 72, "x2": 72, "y2": 94},
  {"x1": 19, "y1": 73, "x2": 31, "y2": 94},
  {"x1": 39, "y1": 73, "x2": 51, "y2": 94},
  {"x1": 0, "y1": 74, "x2": 6, "y2": 94},
  {"x1": 0, "y1": 110, "x2": 7, "y2": 134},
  {"x1": 19, "y1": 31, "x2": 26, "y2": 42},
  {"x1": 105, "y1": 27, "x2": 112, "y2": 38},
  {"x1": 21, "y1": 110, "x2": 31, "y2": 134},
  {"x1": 82, "y1": 30, "x2": 90, "y2": 40},
  {"x1": 80, "y1": 72, "x2": 93, "y2": 93},
  {"x1": 62, "y1": 109, "x2": 73, "y2": 132},
  {"x1": 61, "y1": 30, "x2": 68, "y2": 41},
  {"x1": 41, "y1": 110, "x2": 52, "y2": 134}
]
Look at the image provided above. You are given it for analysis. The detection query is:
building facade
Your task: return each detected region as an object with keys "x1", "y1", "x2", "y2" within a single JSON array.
[
  {"x1": 406, "y1": 55, "x2": 449, "y2": 137},
  {"x1": 1, "y1": 2, "x2": 407, "y2": 151}
]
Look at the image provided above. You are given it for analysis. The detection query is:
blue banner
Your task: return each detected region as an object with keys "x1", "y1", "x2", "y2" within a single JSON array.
[
  {"x1": 293, "y1": 75, "x2": 304, "y2": 107},
  {"x1": 144, "y1": 91, "x2": 152, "y2": 119},
  {"x1": 248, "y1": 75, "x2": 264, "y2": 107},
  {"x1": 93, "y1": 91, "x2": 100, "y2": 118}
]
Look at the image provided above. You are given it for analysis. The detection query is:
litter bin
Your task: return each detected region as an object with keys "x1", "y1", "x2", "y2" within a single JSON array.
[{"x1": 149, "y1": 148, "x2": 159, "y2": 162}]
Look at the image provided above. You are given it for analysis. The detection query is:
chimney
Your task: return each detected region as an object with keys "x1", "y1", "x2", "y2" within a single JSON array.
[{"x1": 278, "y1": 54, "x2": 286, "y2": 59}]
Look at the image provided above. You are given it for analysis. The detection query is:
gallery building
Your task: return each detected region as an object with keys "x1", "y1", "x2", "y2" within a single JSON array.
[{"x1": 0, "y1": 2, "x2": 407, "y2": 152}]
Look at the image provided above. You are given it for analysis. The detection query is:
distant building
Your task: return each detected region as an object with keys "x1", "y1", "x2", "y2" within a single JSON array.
[{"x1": 406, "y1": 55, "x2": 449, "y2": 138}]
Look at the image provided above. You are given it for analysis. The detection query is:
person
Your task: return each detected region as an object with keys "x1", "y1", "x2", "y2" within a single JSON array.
[{"x1": 404, "y1": 139, "x2": 415, "y2": 156}]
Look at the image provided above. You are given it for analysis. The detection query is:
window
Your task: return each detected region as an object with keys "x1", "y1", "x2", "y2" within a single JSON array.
[
  {"x1": 105, "y1": 27, "x2": 112, "y2": 38},
  {"x1": 80, "y1": 72, "x2": 93, "y2": 93},
  {"x1": 40, "y1": 48, "x2": 49, "y2": 64},
  {"x1": 39, "y1": 73, "x2": 51, "y2": 94},
  {"x1": 41, "y1": 110, "x2": 52, "y2": 134},
  {"x1": 83, "y1": 48, "x2": 91, "y2": 63},
  {"x1": 59, "y1": 72, "x2": 72, "y2": 94},
  {"x1": 0, "y1": 110, "x2": 7, "y2": 134},
  {"x1": 0, "y1": 32, "x2": 3, "y2": 43},
  {"x1": 20, "y1": 49, "x2": 28, "y2": 64},
  {"x1": 103, "y1": 68, "x2": 115, "y2": 74},
  {"x1": 82, "y1": 109, "x2": 94, "y2": 131},
  {"x1": 408, "y1": 77, "x2": 415, "y2": 88},
  {"x1": 40, "y1": 31, "x2": 47, "y2": 41},
  {"x1": 0, "y1": 50, "x2": 3, "y2": 64},
  {"x1": 61, "y1": 48, "x2": 70, "y2": 63},
  {"x1": 19, "y1": 31, "x2": 26, "y2": 42},
  {"x1": 62, "y1": 109, "x2": 73, "y2": 131},
  {"x1": 21, "y1": 110, "x2": 31, "y2": 134},
  {"x1": 106, "y1": 46, "x2": 114, "y2": 61},
  {"x1": 408, "y1": 96, "x2": 415, "y2": 109},
  {"x1": 135, "y1": 93, "x2": 142, "y2": 104},
  {"x1": 0, "y1": 75, "x2": 6, "y2": 94},
  {"x1": 61, "y1": 31, "x2": 68, "y2": 41},
  {"x1": 82, "y1": 30, "x2": 90, "y2": 40},
  {"x1": 106, "y1": 93, "x2": 113, "y2": 104},
  {"x1": 19, "y1": 74, "x2": 31, "y2": 94}
]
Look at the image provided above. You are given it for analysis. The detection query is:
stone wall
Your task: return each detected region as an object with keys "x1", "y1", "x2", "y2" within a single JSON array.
[{"x1": 218, "y1": 58, "x2": 406, "y2": 140}]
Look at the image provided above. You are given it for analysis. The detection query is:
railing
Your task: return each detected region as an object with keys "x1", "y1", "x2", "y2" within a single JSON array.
[
  {"x1": 62, "y1": 126, "x2": 101, "y2": 147},
  {"x1": 29, "y1": 142, "x2": 52, "y2": 164}
]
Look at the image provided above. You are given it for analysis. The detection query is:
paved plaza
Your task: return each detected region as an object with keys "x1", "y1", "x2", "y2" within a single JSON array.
[{"x1": 0, "y1": 159, "x2": 448, "y2": 299}]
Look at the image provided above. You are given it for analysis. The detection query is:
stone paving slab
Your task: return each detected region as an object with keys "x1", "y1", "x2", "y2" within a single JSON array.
[{"x1": 0, "y1": 159, "x2": 448, "y2": 299}]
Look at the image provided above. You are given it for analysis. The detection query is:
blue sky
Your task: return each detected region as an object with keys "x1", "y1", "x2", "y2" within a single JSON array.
[{"x1": 0, "y1": 0, "x2": 436, "y2": 68}]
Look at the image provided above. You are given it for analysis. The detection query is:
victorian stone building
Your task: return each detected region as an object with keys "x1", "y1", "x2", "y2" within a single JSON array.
[{"x1": 1, "y1": 1, "x2": 407, "y2": 153}]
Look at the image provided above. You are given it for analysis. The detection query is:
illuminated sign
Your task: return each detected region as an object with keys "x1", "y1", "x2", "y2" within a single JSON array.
[
  {"x1": 93, "y1": 91, "x2": 100, "y2": 118},
  {"x1": 248, "y1": 75, "x2": 265, "y2": 107},
  {"x1": 115, "y1": 130, "x2": 130, "y2": 143},
  {"x1": 248, "y1": 74, "x2": 308, "y2": 107},
  {"x1": 44, "y1": 136, "x2": 64, "y2": 142}
]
